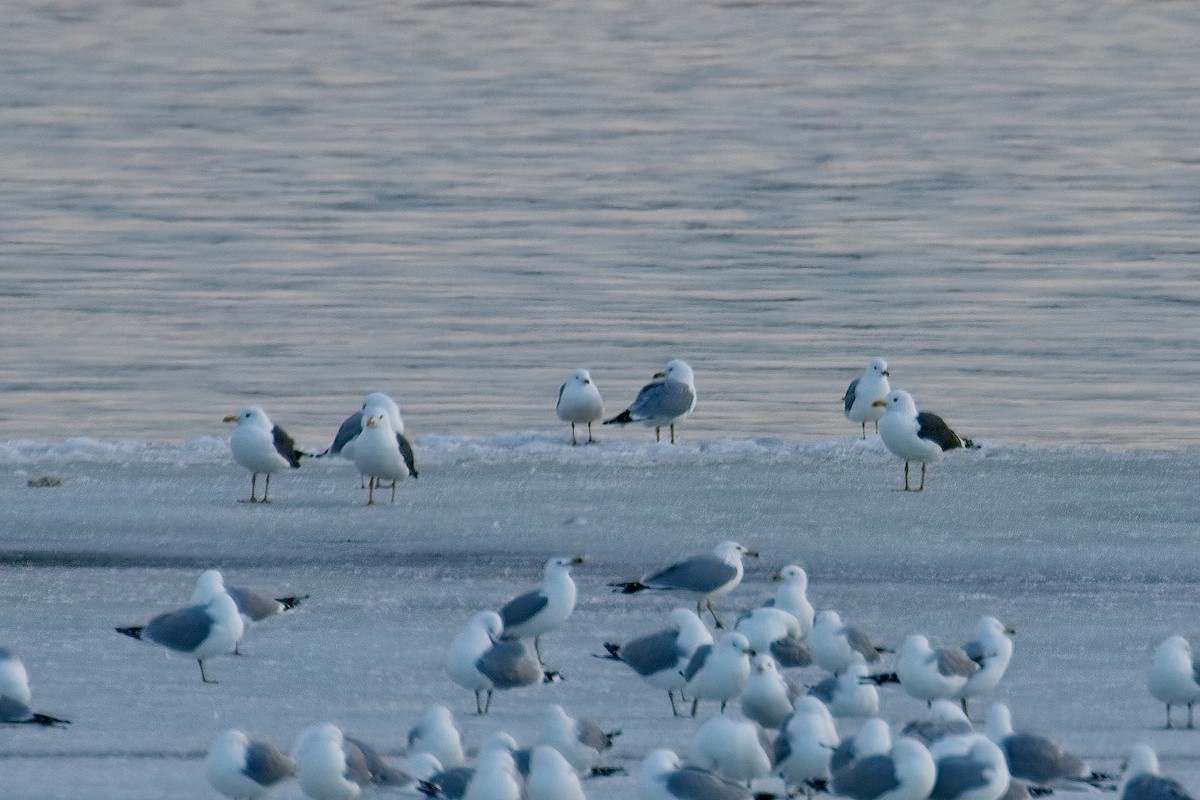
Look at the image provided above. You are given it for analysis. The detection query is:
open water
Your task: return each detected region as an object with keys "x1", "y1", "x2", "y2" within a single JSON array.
[{"x1": 2, "y1": 0, "x2": 1198, "y2": 447}]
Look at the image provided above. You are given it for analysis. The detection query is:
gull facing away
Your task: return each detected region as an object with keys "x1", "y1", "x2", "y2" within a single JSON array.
[
  {"x1": 291, "y1": 723, "x2": 406, "y2": 800},
  {"x1": 0, "y1": 647, "x2": 69, "y2": 727},
  {"x1": 206, "y1": 728, "x2": 297, "y2": 800},
  {"x1": 773, "y1": 696, "x2": 840, "y2": 790},
  {"x1": 499, "y1": 556, "x2": 584, "y2": 664},
  {"x1": 223, "y1": 407, "x2": 305, "y2": 503},
  {"x1": 463, "y1": 746, "x2": 522, "y2": 800},
  {"x1": 960, "y1": 617, "x2": 1015, "y2": 716},
  {"x1": 115, "y1": 589, "x2": 244, "y2": 683},
  {"x1": 831, "y1": 737, "x2": 938, "y2": 800},
  {"x1": 526, "y1": 745, "x2": 586, "y2": 800},
  {"x1": 191, "y1": 569, "x2": 307, "y2": 655},
  {"x1": 537, "y1": 703, "x2": 622, "y2": 776},
  {"x1": 557, "y1": 368, "x2": 604, "y2": 445},
  {"x1": 1121, "y1": 744, "x2": 1195, "y2": 800},
  {"x1": 1147, "y1": 635, "x2": 1200, "y2": 729},
  {"x1": 610, "y1": 541, "x2": 758, "y2": 629},
  {"x1": 807, "y1": 662, "x2": 879, "y2": 719},
  {"x1": 604, "y1": 358, "x2": 697, "y2": 444},
  {"x1": 844, "y1": 358, "x2": 891, "y2": 439},
  {"x1": 320, "y1": 392, "x2": 418, "y2": 476},
  {"x1": 830, "y1": 717, "x2": 893, "y2": 775},
  {"x1": 683, "y1": 631, "x2": 754, "y2": 718},
  {"x1": 809, "y1": 610, "x2": 888, "y2": 675},
  {"x1": 985, "y1": 703, "x2": 1100, "y2": 790},
  {"x1": 734, "y1": 607, "x2": 811, "y2": 670},
  {"x1": 928, "y1": 733, "x2": 1011, "y2": 800},
  {"x1": 639, "y1": 748, "x2": 752, "y2": 800},
  {"x1": 446, "y1": 611, "x2": 547, "y2": 714},
  {"x1": 597, "y1": 607, "x2": 713, "y2": 716},
  {"x1": 874, "y1": 390, "x2": 976, "y2": 491},
  {"x1": 902, "y1": 700, "x2": 975, "y2": 746},
  {"x1": 689, "y1": 710, "x2": 774, "y2": 784},
  {"x1": 407, "y1": 705, "x2": 465, "y2": 769}
]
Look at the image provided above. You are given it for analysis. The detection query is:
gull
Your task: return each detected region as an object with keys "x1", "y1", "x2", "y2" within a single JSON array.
[
  {"x1": 830, "y1": 718, "x2": 893, "y2": 775},
  {"x1": 960, "y1": 617, "x2": 1015, "y2": 716},
  {"x1": 809, "y1": 610, "x2": 888, "y2": 675},
  {"x1": 611, "y1": 541, "x2": 758, "y2": 629},
  {"x1": 735, "y1": 607, "x2": 811, "y2": 669},
  {"x1": 874, "y1": 390, "x2": 976, "y2": 491},
  {"x1": 537, "y1": 704, "x2": 621, "y2": 776},
  {"x1": 407, "y1": 705, "x2": 465, "y2": 769},
  {"x1": 1147, "y1": 635, "x2": 1200, "y2": 729},
  {"x1": 773, "y1": 697, "x2": 840, "y2": 790},
  {"x1": 0, "y1": 647, "x2": 69, "y2": 726},
  {"x1": 764, "y1": 565, "x2": 815, "y2": 638},
  {"x1": 929, "y1": 734, "x2": 1011, "y2": 800},
  {"x1": 115, "y1": 590, "x2": 244, "y2": 683},
  {"x1": 500, "y1": 556, "x2": 584, "y2": 664},
  {"x1": 354, "y1": 405, "x2": 411, "y2": 504},
  {"x1": 557, "y1": 368, "x2": 605, "y2": 445},
  {"x1": 1121, "y1": 744, "x2": 1194, "y2": 800},
  {"x1": 807, "y1": 662, "x2": 879, "y2": 719},
  {"x1": 223, "y1": 407, "x2": 305, "y2": 503},
  {"x1": 901, "y1": 700, "x2": 974, "y2": 745},
  {"x1": 831, "y1": 737, "x2": 937, "y2": 800},
  {"x1": 985, "y1": 703, "x2": 1098, "y2": 789},
  {"x1": 445, "y1": 611, "x2": 546, "y2": 714},
  {"x1": 604, "y1": 359, "x2": 697, "y2": 444},
  {"x1": 321, "y1": 392, "x2": 418, "y2": 477},
  {"x1": 598, "y1": 607, "x2": 713, "y2": 716},
  {"x1": 844, "y1": 358, "x2": 891, "y2": 439},
  {"x1": 894, "y1": 634, "x2": 980, "y2": 706},
  {"x1": 526, "y1": 745, "x2": 587, "y2": 800},
  {"x1": 190, "y1": 569, "x2": 306, "y2": 655},
  {"x1": 683, "y1": 631, "x2": 754, "y2": 718},
  {"x1": 690, "y1": 710, "x2": 774, "y2": 784},
  {"x1": 639, "y1": 748, "x2": 752, "y2": 800},
  {"x1": 464, "y1": 747, "x2": 523, "y2": 800},
  {"x1": 206, "y1": 729, "x2": 297, "y2": 800},
  {"x1": 291, "y1": 723, "x2": 405, "y2": 800},
  {"x1": 740, "y1": 654, "x2": 801, "y2": 729}
]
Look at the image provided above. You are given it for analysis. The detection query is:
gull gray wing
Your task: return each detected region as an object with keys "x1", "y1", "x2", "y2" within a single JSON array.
[
  {"x1": 844, "y1": 378, "x2": 860, "y2": 413},
  {"x1": 0, "y1": 695, "x2": 34, "y2": 723},
  {"x1": 227, "y1": 586, "x2": 283, "y2": 622},
  {"x1": 833, "y1": 754, "x2": 901, "y2": 800},
  {"x1": 771, "y1": 635, "x2": 813, "y2": 668},
  {"x1": 271, "y1": 425, "x2": 304, "y2": 467},
  {"x1": 962, "y1": 639, "x2": 986, "y2": 664},
  {"x1": 328, "y1": 412, "x2": 363, "y2": 456},
  {"x1": 666, "y1": 765, "x2": 752, "y2": 800},
  {"x1": 617, "y1": 628, "x2": 681, "y2": 676},
  {"x1": 397, "y1": 432, "x2": 419, "y2": 478},
  {"x1": 1123, "y1": 774, "x2": 1195, "y2": 800},
  {"x1": 629, "y1": 379, "x2": 695, "y2": 422},
  {"x1": 429, "y1": 766, "x2": 473, "y2": 798},
  {"x1": 937, "y1": 647, "x2": 981, "y2": 679},
  {"x1": 915, "y1": 412, "x2": 963, "y2": 452},
  {"x1": 576, "y1": 718, "x2": 616, "y2": 752},
  {"x1": 144, "y1": 604, "x2": 214, "y2": 653},
  {"x1": 845, "y1": 623, "x2": 883, "y2": 663},
  {"x1": 682, "y1": 644, "x2": 714, "y2": 683},
  {"x1": 1002, "y1": 735, "x2": 1086, "y2": 784},
  {"x1": 808, "y1": 675, "x2": 838, "y2": 705},
  {"x1": 243, "y1": 741, "x2": 297, "y2": 787},
  {"x1": 931, "y1": 754, "x2": 989, "y2": 800},
  {"x1": 477, "y1": 640, "x2": 542, "y2": 689},
  {"x1": 344, "y1": 736, "x2": 407, "y2": 785},
  {"x1": 645, "y1": 555, "x2": 736, "y2": 594},
  {"x1": 774, "y1": 728, "x2": 792, "y2": 766},
  {"x1": 1190, "y1": 651, "x2": 1200, "y2": 686},
  {"x1": 499, "y1": 590, "x2": 548, "y2": 631}
]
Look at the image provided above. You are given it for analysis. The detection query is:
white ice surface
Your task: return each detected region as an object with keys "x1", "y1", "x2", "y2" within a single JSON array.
[{"x1": 1, "y1": 435, "x2": 1199, "y2": 798}]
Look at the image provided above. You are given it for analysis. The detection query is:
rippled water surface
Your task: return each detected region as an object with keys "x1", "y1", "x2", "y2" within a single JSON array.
[{"x1": 2, "y1": 0, "x2": 1198, "y2": 446}]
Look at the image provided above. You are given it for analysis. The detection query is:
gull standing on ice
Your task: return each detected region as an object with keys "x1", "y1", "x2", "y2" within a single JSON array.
[
  {"x1": 291, "y1": 723, "x2": 404, "y2": 800},
  {"x1": 808, "y1": 662, "x2": 880, "y2": 719},
  {"x1": 321, "y1": 393, "x2": 418, "y2": 475},
  {"x1": 604, "y1": 359, "x2": 697, "y2": 444},
  {"x1": 683, "y1": 631, "x2": 754, "y2": 717},
  {"x1": 611, "y1": 541, "x2": 758, "y2": 629},
  {"x1": 960, "y1": 617, "x2": 1015, "y2": 716},
  {"x1": 831, "y1": 718, "x2": 893, "y2": 775},
  {"x1": 224, "y1": 407, "x2": 305, "y2": 503},
  {"x1": 115, "y1": 589, "x2": 244, "y2": 683},
  {"x1": 639, "y1": 748, "x2": 752, "y2": 800},
  {"x1": 408, "y1": 705, "x2": 465, "y2": 769},
  {"x1": 0, "y1": 647, "x2": 69, "y2": 726},
  {"x1": 874, "y1": 390, "x2": 975, "y2": 491},
  {"x1": 985, "y1": 703, "x2": 1096, "y2": 789},
  {"x1": 1121, "y1": 744, "x2": 1194, "y2": 800},
  {"x1": 735, "y1": 607, "x2": 811, "y2": 669},
  {"x1": 773, "y1": 696, "x2": 840, "y2": 790},
  {"x1": 598, "y1": 607, "x2": 713, "y2": 716},
  {"x1": 537, "y1": 704, "x2": 621, "y2": 776},
  {"x1": 1147, "y1": 635, "x2": 1200, "y2": 729},
  {"x1": 844, "y1": 358, "x2": 891, "y2": 439},
  {"x1": 354, "y1": 405, "x2": 411, "y2": 504},
  {"x1": 689, "y1": 710, "x2": 774, "y2": 784},
  {"x1": 500, "y1": 556, "x2": 584, "y2": 665},
  {"x1": 893, "y1": 634, "x2": 980, "y2": 707},
  {"x1": 809, "y1": 610, "x2": 888, "y2": 675},
  {"x1": 928, "y1": 733, "x2": 1011, "y2": 800},
  {"x1": 765, "y1": 565, "x2": 815, "y2": 638},
  {"x1": 557, "y1": 369, "x2": 604, "y2": 445},
  {"x1": 464, "y1": 746, "x2": 523, "y2": 800},
  {"x1": 902, "y1": 700, "x2": 975, "y2": 745},
  {"x1": 206, "y1": 728, "x2": 297, "y2": 800},
  {"x1": 191, "y1": 569, "x2": 306, "y2": 655},
  {"x1": 446, "y1": 611, "x2": 545, "y2": 714},
  {"x1": 831, "y1": 737, "x2": 937, "y2": 800}
]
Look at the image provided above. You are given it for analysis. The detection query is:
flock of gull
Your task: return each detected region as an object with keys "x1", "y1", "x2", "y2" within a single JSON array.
[{"x1": 3, "y1": 358, "x2": 1195, "y2": 800}]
